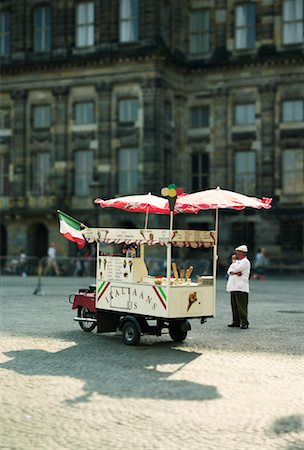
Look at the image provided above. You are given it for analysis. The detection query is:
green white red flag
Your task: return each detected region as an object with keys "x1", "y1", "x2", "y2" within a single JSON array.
[{"x1": 57, "y1": 210, "x2": 86, "y2": 249}]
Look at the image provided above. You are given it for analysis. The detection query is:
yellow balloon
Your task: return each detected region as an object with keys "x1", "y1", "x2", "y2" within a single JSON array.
[
  {"x1": 161, "y1": 187, "x2": 169, "y2": 196},
  {"x1": 168, "y1": 188, "x2": 177, "y2": 197}
]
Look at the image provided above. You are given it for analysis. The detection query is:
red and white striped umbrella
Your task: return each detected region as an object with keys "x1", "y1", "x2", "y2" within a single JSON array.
[
  {"x1": 94, "y1": 193, "x2": 171, "y2": 214},
  {"x1": 175, "y1": 187, "x2": 272, "y2": 212}
]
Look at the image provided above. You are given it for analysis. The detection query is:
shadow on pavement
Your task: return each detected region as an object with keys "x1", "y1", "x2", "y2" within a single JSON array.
[{"x1": 0, "y1": 330, "x2": 221, "y2": 404}]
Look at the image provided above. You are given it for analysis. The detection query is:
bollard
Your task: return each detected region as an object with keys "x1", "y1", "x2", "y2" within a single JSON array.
[{"x1": 33, "y1": 261, "x2": 44, "y2": 295}]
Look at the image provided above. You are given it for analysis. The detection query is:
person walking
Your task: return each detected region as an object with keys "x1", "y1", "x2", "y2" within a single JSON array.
[
  {"x1": 44, "y1": 243, "x2": 60, "y2": 276},
  {"x1": 252, "y1": 247, "x2": 268, "y2": 280},
  {"x1": 18, "y1": 249, "x2": 27, "y2": 277},
  {"x1": 226, "y1": 244, "x2": 251, "y2": 329}
]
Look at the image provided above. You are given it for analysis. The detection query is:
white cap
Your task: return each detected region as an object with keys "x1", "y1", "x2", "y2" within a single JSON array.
[{"x1": 235, "y1": 244, "x2": 248, "y2": 253}]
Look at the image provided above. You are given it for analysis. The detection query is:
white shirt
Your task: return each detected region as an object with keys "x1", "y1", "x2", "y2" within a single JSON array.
[
  {"x1": 226, "y1": 257, "x2": 251, "y2": 293},
  {"x1": 48, "y1": 246, "x2": 56, "y2": 259}
]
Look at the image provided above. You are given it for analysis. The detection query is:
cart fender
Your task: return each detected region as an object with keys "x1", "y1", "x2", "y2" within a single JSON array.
[{"x1": 119, "y1": 315, "x2": 141, "y2": 333}]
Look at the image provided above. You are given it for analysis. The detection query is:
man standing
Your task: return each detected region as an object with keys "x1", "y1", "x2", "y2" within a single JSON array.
[{"x1": 226, "y1": 244, "x2": 251, "y2": 329}]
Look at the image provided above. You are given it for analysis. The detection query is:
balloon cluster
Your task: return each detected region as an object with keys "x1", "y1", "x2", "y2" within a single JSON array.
[{"x1": 161, "y1": 183, "x2": 183, "y2": 211}]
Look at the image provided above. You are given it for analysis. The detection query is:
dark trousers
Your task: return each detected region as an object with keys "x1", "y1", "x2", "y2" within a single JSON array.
[{"x1": 231, "y1": 291, "x2": 249, "y2": 326}]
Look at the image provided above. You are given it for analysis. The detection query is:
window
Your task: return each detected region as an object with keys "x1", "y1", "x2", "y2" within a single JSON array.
[
  {"x1": 234, "y1": 151, "x2": 256, "y2": 195},
  {"x1": 32, "y1": 153, "x2": 51, "y2": 195},
  {"x1": 119, "y1": 0, "x2": 139, "y2": 43},
  {"x1": 280, "y1": 220, "x2": 303, "y2": 251},
  {"x1": 282, "y1": 0, "x2": 303, "y2": 44},
  {"x1": 75, "y1": 150, "x2": 93, "y2": 196},
  {"x1": 0, "y1": 11, "x2": 10, "y2": 56},
  {"x1": 75, "y1": 102, "x2": 95, "y2": 125},
  {"x1": 190, "y1": 106, "x2": 209, "y2": 128},
  {"x1": 189, "y1": 10, "x2": 210, "y2": 54},
  {"x1": 33, "y1": 105, "x2": 51, "y2": 129},
  {"x1": 191, "y1": 153, "x2": 209, "y2": 191},
  {"x1": 0, "y1": 109, "x2": 11, "y2": 129},
  {"x1": 0, "y1": 155, "x2": 9, "y2": 195},
  {"x1": 118, "y1": 98, "x2": 138, "y2": 123},
  {"x1": 235, "y1": 103, "x2": 255, "y2": 125},
  {"x1": 118, "y1": 148, "x2": 139, "y2": 194},
  {"x1": 282, "y1": 149, "x2": 304, "y2": 193},
  {"x1": 34, "y1": 6, "x2": 51, "y2": 52},
  {"x1": 235, "y1": 4, "x2": 256, "y2": 49},
  {"x1": 282, "y1": 100, "x2": 304, "y2": 122},
  {"x1": 76, "y1": 2, "x2": 94, "y2": 47}
]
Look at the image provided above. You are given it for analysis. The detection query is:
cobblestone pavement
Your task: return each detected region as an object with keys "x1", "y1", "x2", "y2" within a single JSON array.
[{"x1": 0, "y1": 276, "x2": 303, "y2": 450}]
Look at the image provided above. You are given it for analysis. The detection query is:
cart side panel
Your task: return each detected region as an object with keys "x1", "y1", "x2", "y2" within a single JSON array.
[
  {"x1": 167, "y1": 285, "x2": 215, "y2": 318},
  {"x1": 96, "y1": 282, "x2": 169, "y2": 318}
]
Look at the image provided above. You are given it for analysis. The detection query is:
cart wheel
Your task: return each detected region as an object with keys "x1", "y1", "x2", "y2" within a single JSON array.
[
  {"x1": 122, "y1": 320, "x2": 141, "y2": 346},
  {"x1": 169, "y1": 321, "x2": 188, "y2": 342},
  {"x1": 78, "y1": 306, "x2": 97, "y2": 332}
]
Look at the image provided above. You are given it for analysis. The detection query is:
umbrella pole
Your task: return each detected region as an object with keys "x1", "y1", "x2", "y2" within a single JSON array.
[
  {"x1": 213, "y1": 208, "x2": 219, "y2": 313},
  {"x1": 144, "y1": 207, "x2": 149, "y2": 230},
  {"x1": 166, "y1": 210, "x2": 174, "y2": 295}
]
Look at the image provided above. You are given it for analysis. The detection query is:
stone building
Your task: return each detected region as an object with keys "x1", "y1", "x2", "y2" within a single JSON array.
[{"x1": 0, "y1": 0, "x2": 303, "y2": 268}]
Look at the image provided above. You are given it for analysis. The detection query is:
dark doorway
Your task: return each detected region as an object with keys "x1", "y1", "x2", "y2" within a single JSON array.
[
  {"x1": 0, "y1": 223, "x2": 7, "y2": 257},
  {"x1": 28, "y1": 223, "x2": 48, "y2": 258},
  {"x1": 0, "y1": 223, "x2": 7, "y2": 270}
]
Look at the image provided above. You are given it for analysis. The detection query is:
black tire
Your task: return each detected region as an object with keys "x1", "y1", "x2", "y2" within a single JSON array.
[
  {"x1": 122, "y1": 320, "x2": 141, "y2": 346},
  {"x1": 169, "y1": 322, "x2": 188, "y2": 342},
  {"x1": 78, "y1": 306, "x2": 97, "y2": 332}
]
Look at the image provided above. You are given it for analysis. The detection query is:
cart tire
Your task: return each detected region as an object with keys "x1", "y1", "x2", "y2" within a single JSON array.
[
  {"x1": 122, "y1": 320, "x2": 141, "y2": 346},
  {"x1": 78, "y1": 306, "x2": 97, "y2": 332},
  {"x1": 169, "y1": 321, "x2": 188, "y2": 342}
]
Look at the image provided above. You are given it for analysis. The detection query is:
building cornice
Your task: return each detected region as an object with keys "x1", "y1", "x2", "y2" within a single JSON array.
[{"x1": 1, "y1": 45, "x2": 304, "y2": 78}]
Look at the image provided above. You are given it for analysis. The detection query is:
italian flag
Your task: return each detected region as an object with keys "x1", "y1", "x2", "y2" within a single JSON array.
[{"x1": 58, "y1": 210, "x2": 86, "y2": 249}]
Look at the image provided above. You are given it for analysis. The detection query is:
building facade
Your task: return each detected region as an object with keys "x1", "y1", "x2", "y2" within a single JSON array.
[{"x1": 0, "y1": 0, "x2": 303, "y2": 266}]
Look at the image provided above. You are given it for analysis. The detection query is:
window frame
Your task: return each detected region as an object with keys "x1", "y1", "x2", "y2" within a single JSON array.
[
  {"x1": 282, "y1": 149, "x2": 304, "y2": 194},
  {"x1": 234, "y1": 103, "x2": 256, "y2": 125},
  {"x1": 32, "y1": 152, "x2": 51, "y2": 195},
  {"x1": 235, "y1": 3, "x2": 256, "y2": 50},
  {"x1": 32, "y1": 105, "x2": 51, "y2": 129},
  {"x1": 189, "y1": 9, "x2": 210, "y2": 54},
  {"x1": 0, "y1": 108, "x2": 11, "y2": 130},
  {"x1": 282, "y1": 99, "x2": 304, "y2": 122},
  {"x1": 118, "y1": 148, "x2": 139, "y2": 194},
  {"x1": 234, "y1": 151, "x2": 256, "y2": 195},
  {"x1": 74, "y1": 150, "x2": 94, "y2": 197},
  {"x1": 0, "y1": 154, "x2": 9, "y2": 195},
  {"x1": 0, "y1": 11, "x2": 10, "y2": 56},
  {"x1": 119, "y1": 0, "x2": 139, "y2": 43},
  {"x1": 76, "y1": 2, "x2": 95, "y2": 48},
  {"x1": 282, "y1": 0, "x2": 304, "y2": 45},
  {"x1": 33, "y1": 6, "x2": 51, "y2": 53},
  {"x1": 191, "y1": 153, "x2": 209, "y2": 191},
  {"x1": 118, "y1": 98, "x2": 139, "y2": 124},
  {"x1": 190, "y1": 105, "x2": 209, "y2": 129},
  {"x1": 74, "y1": 101, "x2": 95, "y2": 125}
]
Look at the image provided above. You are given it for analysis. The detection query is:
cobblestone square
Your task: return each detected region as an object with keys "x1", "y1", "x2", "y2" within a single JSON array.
[{"x1": 0, "y1": 276, "x2": 303, "y2": 450}]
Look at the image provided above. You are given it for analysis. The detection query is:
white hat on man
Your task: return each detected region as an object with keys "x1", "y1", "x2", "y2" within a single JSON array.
[{"x1": 235, "y1": 244, "x2": 248, "y2": 253}]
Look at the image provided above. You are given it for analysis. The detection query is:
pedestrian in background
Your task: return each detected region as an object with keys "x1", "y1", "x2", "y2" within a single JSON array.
[
  {"x1": 226, "y1": 244, "x2": 251, "y2": 329},
  {"x1": 18, "y1": 249, "x2": 27, "y2": 277},
  {"x1": 252, "y1": 247, "x2": 268, "y2": 280},
  {"x1": 44, "y1": 243, "x2": 60, "y2": 276}
]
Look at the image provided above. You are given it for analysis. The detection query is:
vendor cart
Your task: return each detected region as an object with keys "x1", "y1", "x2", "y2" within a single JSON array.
[
  {"x1": 66, "y1": 186, "x2": 271, "y2": 345},
  {"x1": 71, "y1": 226, "x2": 217, "y2": 345}
]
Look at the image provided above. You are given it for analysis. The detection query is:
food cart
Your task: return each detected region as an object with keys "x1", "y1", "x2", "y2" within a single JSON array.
[
  {"x1": 67, "y1": 186, "x2": 271, "y2": 345},
  {"x1": 71, "y1": 226, "x2": 217, "y2": 345}
]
